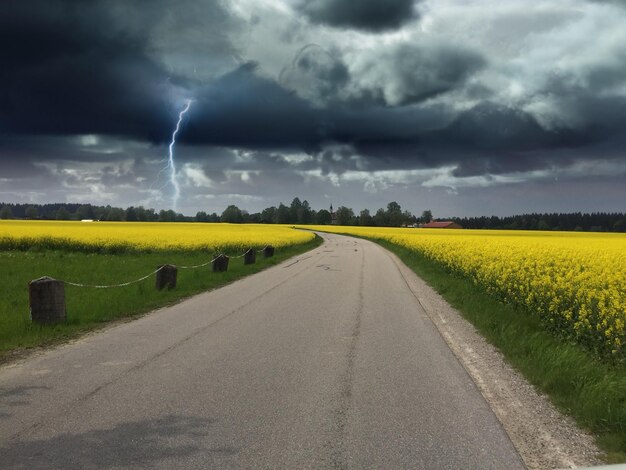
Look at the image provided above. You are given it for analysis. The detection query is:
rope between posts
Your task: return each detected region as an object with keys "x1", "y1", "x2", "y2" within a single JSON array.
[
  {"x1": 63, "y1": 266, "x2": 166, "y2": 289},
  {"x1": 177, "y1": 255, "x2": 220, "y2": 270},
  {"x1": 56, "y1": 246, "x2": 271, "y2": 289}
]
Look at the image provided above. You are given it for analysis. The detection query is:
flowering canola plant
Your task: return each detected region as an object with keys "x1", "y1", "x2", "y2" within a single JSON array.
[
  {"x1": 0, "y1": 220, "x2": 314, "y2": 253},
  {"x1": 306, "y1": 225, "x2": 626, "y2": 359}
]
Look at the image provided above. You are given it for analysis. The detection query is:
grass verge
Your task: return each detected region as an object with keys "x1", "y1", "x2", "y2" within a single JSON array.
[
  {"x1": 377, "y1": 239, "x2": 626, "y2": 463},
  {"x1": 0, "y1": 236, "x2": 322, "y2": 363}
]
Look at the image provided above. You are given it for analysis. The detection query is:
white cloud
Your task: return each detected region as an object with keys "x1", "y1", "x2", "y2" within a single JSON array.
[{"x1": 183, "y1": 164, "x2": 213, "y2": 188}]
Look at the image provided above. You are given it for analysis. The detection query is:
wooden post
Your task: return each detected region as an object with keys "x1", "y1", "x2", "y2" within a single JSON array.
[
  {"x1": 263, "y1": 245, "x2": 275, "y2": 258},
  {"x1": 29, "y1": 277, "x2": 66, "y2": 324},
  {"x1": 212, "y1": 254, "x2": 229, "y2": 272},
  {"x1": 243, "y1": 248, "x2": 256, "y2": 265},
  {"x1": 156, "y1": 264, "x2": 177, "y2": 290}
]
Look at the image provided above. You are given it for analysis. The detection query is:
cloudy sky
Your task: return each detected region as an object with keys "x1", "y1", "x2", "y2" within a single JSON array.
[{"x1": 1, "y1": 0, "x2": 625, "y2": 217}]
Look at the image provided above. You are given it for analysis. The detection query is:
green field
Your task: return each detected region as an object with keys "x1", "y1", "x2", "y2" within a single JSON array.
[{"x1": 0, "y1": 236, "x2": 322, "y2": 362}]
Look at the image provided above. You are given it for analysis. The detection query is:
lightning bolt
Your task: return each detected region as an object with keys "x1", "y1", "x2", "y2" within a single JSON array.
[{"x1": 154, "y1": 99, "x2": 192, "y2": 213}]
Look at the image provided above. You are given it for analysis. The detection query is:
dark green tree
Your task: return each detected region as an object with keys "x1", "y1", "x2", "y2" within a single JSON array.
[
  {"x1": 359, "y1": 209, "x2": 373, "y2": 226},
  {"x1": 421, "y1": 210, "x2": 433, "y2": 223},
  {"x1": 125, "y1": 206, "x2": 138, "y2": 221},
  {"x1": 196, "y1": 211, "x2": 209, "y2": 222},
  {"x1": 386, "y1": 201, "x2": 403, "y2": 227},
  {"x1": 336, "y1": 206, "x2": 355, "y2": 225},
  {"x1": 403, "y1": 210, "x2": 416, "y2": 226},
  {"x1": 261, "y1": 206, "x2": 277, "y2": 223},
  {"x1": 275, "y1": 203, "x2": 290, "y2": 224},
  {"x1": 146, "y1": 208, "x2": 158, "y2": 221},
  {"x1": 537, "y1": 219, "x2": 550, "y2": 231},
  {"x1": 158, "y1": 209, "x2": 177, "y2": 222},
  {"x1": 76, "y1": 205, "x2": 95, "y2": 220},
  {"x1": 0, "y1": 205, "x2": 13, "y2": 219},
  {"x1": 25, "y1": 206, "x2": 39, "y2": 219},
  {"x1": 221, "y1": 205, "x2": 244, "y2": 223},
  {"x1": 298, "y1": 200, "x2": 313, "y2": 224},
  {"x1": 247, "y1": 212, "x2": 261, "y2": 223},
  {"x1": 289, "y1": 197, "x2": 302, "y2": 224},
  {"x1": 55, "y1": 207, "x2": 70, "y2": 220},
  {"x1": 316, "y1": 209, "x2": 331, "y2": 225},
  {"x1": 373, "y1": 208, "x2": 387, "y2": 226},
  {"x1": 106, "y1": 207, "x2": 125, "y2": 221}
]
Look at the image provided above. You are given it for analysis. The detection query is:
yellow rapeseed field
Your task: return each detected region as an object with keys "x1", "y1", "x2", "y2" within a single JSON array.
[
  {"x1": 0, "y1": 220, "x2": 314, "y2": 253},
  {"x1": 306, "y1": 225, "x2": 626, "y2": 358}
]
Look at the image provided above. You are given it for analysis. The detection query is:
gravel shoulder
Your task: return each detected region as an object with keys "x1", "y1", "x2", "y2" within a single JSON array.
[{"x1": 382, "y1": 245, "x2": 603, "y2": 469}]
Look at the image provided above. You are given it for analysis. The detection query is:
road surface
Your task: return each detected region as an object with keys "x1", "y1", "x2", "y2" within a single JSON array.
[{"x1": 0, "y1": 232, "x2": 524, "y2": 469}]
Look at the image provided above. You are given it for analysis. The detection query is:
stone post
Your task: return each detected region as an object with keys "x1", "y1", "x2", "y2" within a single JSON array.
[
  {"x1": 156, "y1": 264, "x2": 177, "y2": 290},
  {"x1": 212, "y1": 254, "x2": 229, "y2": 272},
  {"x1": 243, "y1": 248, "x2": 256, "y2": 265},
  {"x1": 29, "y1": 277, "x2": 66, "y2": 324},
  {"x1": 262, "y1": 245, "x2": 275, "y2": 258}
]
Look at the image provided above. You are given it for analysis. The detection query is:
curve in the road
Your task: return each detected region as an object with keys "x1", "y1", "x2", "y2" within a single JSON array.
[{"x1": 0, "y1": 232, "x2": 524, "y2": 469}]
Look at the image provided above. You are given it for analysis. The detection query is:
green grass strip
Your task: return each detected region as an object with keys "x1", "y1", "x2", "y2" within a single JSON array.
[
  {"x1": 376, "y1": 239, "x2": 625, "y2": 463},
  {"x1": 0, "y1": 236, "x2": 322, "y2": 363}
]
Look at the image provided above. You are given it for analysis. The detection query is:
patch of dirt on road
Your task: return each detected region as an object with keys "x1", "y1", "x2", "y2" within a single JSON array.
[{"x1": 387, "y1": 250, "x2": 603, "y2": 470}]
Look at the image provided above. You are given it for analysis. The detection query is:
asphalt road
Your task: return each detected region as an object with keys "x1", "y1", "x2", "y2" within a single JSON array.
[{"x1": 0, "y1": 232, "x2": 524, "y2": 469}]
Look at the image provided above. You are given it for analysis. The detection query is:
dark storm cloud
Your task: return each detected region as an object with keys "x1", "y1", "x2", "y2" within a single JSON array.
[
  {"x1": 184, "y1": 63, "x2": 324, "y2": 150},
  {"x1": 0, "y1": 157, "x2": 49, "y2": 180},
  {"x1": 433, "y1": 103, "x2": 583, "y2": 152},
  {"x1": 180, "y1": 42, "x2": 486, "y2": 151},
  {"x1": 295, "y1": 0, "x2": 420, "y2": 32},
  {"x1": 2, "y1": 0, "x2": 626, "y2": 187},
  {"x1": 353, "y1": 99, "x2": 626, "y2": 176},
  {"x1": 541, "y1": 76, "x2": 626, "y2": 142},
  {"x1": 0, "y1": 0, "x2": 238, "y2": 147},
  {"x1": 0, "y1": 134, "x2": 156, "y2": 166},
  {"x1": 349, "y1": 43, "x2": 487, "y2": 106},
  {"x1": 278, "y1": 42, "x2": 486, "y2": 107},
  {"x1": 0, "y1": 1, "x2": 166, "y2": 141},
  {"x1": 279, "y1": 44, "x2": 350, "y2": 105},
  {"x1": 177, "y1": 61, "x2": 625, "y2": 178}
]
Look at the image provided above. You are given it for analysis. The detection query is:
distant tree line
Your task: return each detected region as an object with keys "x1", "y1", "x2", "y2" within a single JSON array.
[
  {"x1": 0, "y1": 203, "x2": 196, "y2": 222},
  {"x1": 0, "y1": 199, "x2": 422, "y2": 227},
  {"x1": 217, "y1": 199, "x2": 424, "y2": 226},
  {"x1": 451, "y1": 212, "x2": 626, "y2": 232},
  {"x1": 203, "y1": 199, "x2": 424, "y2": 227},
  {"x1": 1, "y1": 201, "x2": 624, "y2": 232}
]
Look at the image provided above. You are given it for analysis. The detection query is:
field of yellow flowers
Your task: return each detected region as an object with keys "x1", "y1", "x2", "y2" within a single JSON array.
[
  {"x1": 0, "y1": 220, "x2": 314, "y2": 253},
  {"x1": 307, "y1": 225, "x2": 626, "y2": 359},
  {"x1": 0, "y1": 221, "x2": 319, "y2": 359}
]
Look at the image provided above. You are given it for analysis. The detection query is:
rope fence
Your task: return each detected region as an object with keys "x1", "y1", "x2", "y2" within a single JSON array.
[
  {"x1": 177, "y1": 256, "x2": 220, "y2": 270},
  {"x1": 63, "y1": 266, "x2": 167, "y2": 289},
  {"x1": 28, "y1": 245, "x2": 275, "y2": 324}
]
